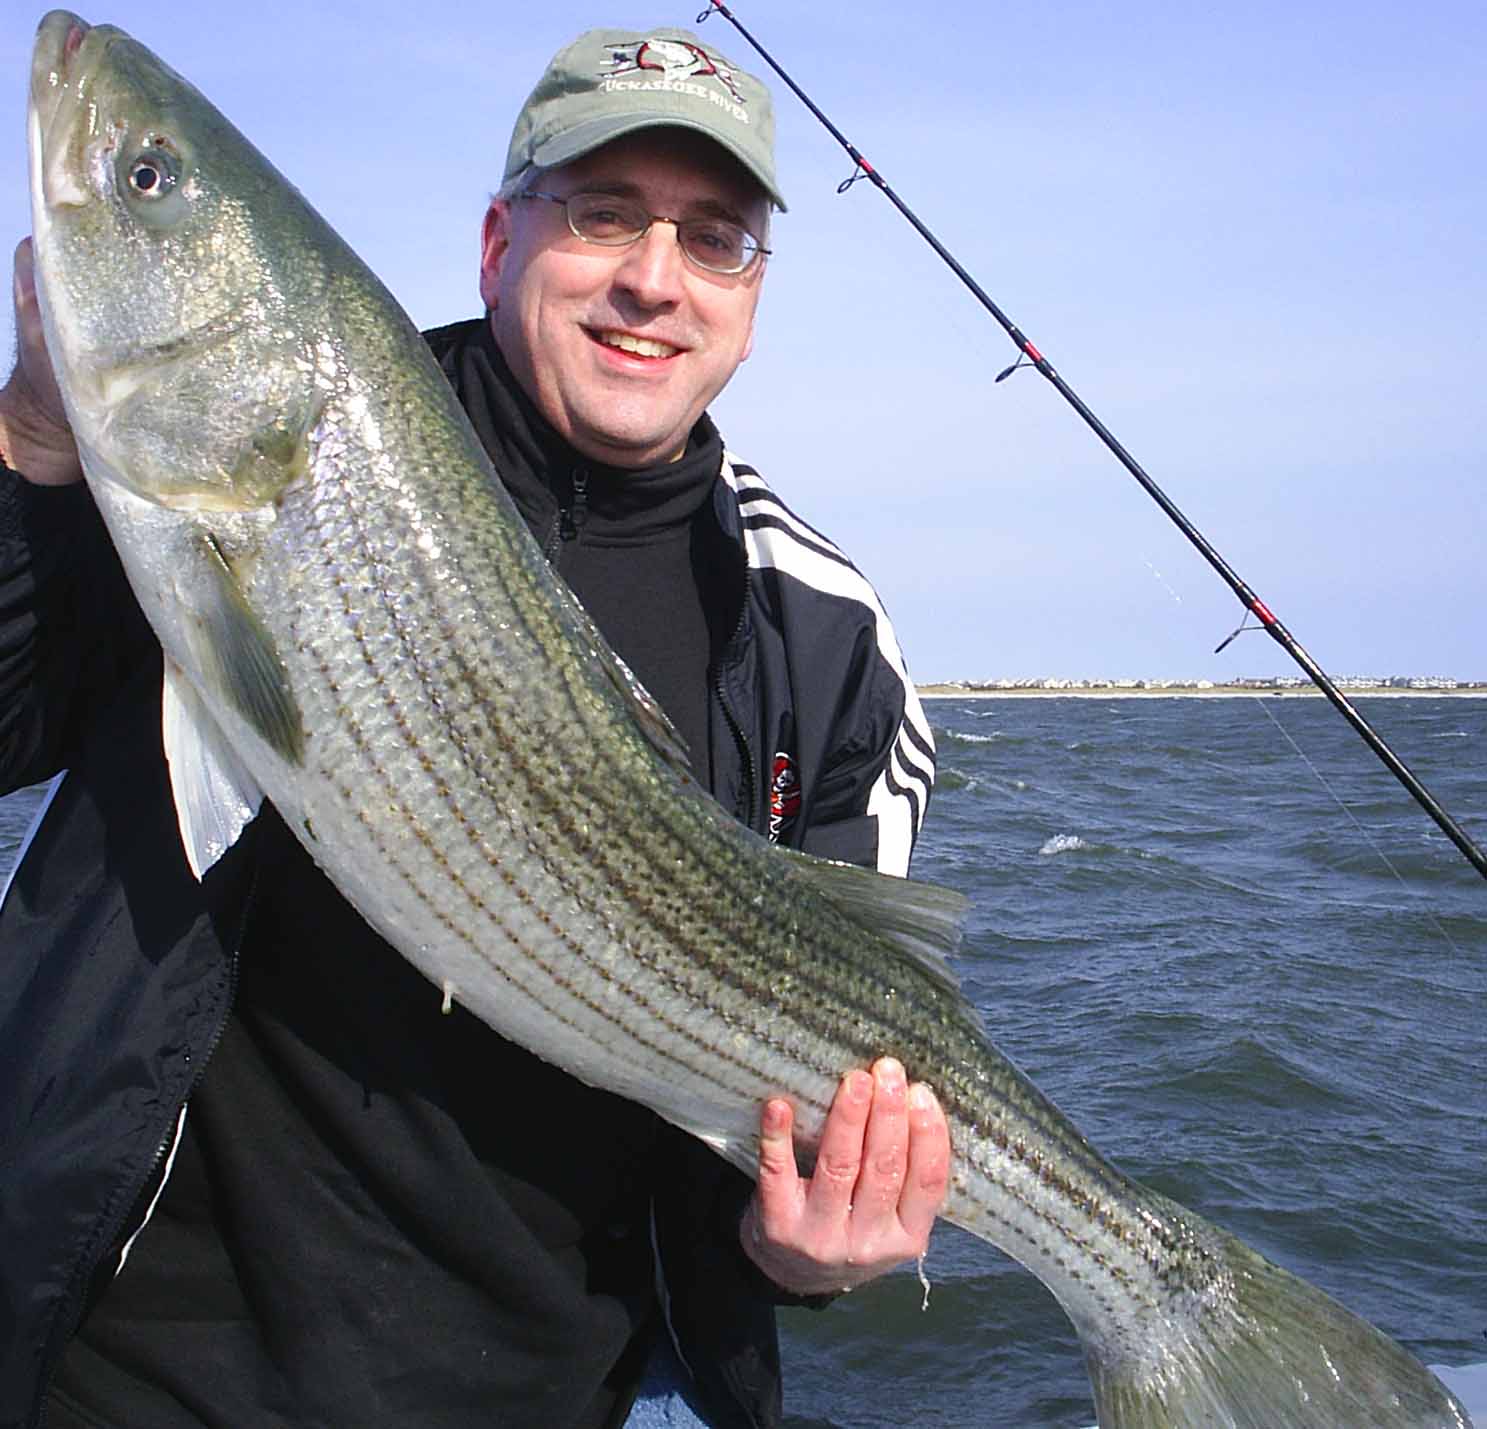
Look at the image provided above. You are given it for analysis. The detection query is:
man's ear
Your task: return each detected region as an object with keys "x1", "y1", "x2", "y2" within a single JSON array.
[{"x1": 478, "y1": 200, "x2": 513, "y2": 311}]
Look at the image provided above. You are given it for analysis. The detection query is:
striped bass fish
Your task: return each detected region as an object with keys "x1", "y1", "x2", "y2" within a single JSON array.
[{"x1": 25, "y1": 12, "x2": 1471, "y2": 1426}]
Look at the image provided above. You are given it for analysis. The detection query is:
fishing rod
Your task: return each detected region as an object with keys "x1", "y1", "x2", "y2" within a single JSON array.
[{"x1": 696, "y1": 0, "x2": 1487, "y2": 884}]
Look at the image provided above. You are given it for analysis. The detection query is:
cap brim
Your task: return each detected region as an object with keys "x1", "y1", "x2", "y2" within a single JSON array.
[{"x1": 530, "y1": 113, "x2": 787, "y2": 212}]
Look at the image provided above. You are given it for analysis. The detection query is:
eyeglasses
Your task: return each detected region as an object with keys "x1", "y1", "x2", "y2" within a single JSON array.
[{"x1": 521, "y1": 191, "x2": 771, "y2": 276}]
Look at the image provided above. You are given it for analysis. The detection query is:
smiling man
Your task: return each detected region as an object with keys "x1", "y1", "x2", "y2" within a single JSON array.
[
  {"x1": 0, "y1": 25, "x2": 944, "y2": 1429},
  {"x1": 482, "y1": 127, "x2": 769, "y2": 468}
]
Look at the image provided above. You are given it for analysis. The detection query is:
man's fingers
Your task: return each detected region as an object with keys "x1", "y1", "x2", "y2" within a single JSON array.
[
  {"x1": 897, "y1": 1081, "x2": 950, "y2": 1245},
  {"x1": 851, "y1": 1058, "x2": 910, "y2": 1231},
  {"x1": 752, "y1": 1096, "x2": 801, "y2": 1233},
  {"x1": 2, "y1": 238, "x2": 83, "y2": 485},
  {"x1": 801, "y1": 1067, "x2": 872, "y2": 1228},
  {"x1": 12, "y1": 239, "x2": 67, "y2": 427},
  {"x1": 13, "y1": 237, "x2": 35, "y2": 313},
  {"x1": 13, "y1": 238, "x2": 45, "y2": 358},
  {"x1": 756, "y1": 1097, "x2": 797, "y2": 1180},
  {"x1": 742, "y1": 1068, "x2": 953, "y2": 1295}
]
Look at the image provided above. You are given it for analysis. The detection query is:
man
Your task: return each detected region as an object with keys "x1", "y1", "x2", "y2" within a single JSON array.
[{"x1": 0, "y1": 26, "x2": 946, "y2": 1429}]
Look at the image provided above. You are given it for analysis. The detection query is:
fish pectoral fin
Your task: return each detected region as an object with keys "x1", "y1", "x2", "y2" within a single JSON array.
[
  {"x1": 786, "y1": 851, "x2": 974, "y2": 1007},
  {"x1": 665, "y1": 1121, "x2": 758, "y2": 1180},
  {"x1": 551, "y1": 572, "x2": 693, "y2": 775},
  {"x1": 178, "y1": 533, "x2": 304, "y2": 767},
  {"x1": 601, "y1": 649, "x2": 692, "y2": 776},
  {"x1": 162, "y1": 662, "x2": 265, "y2": 880}
]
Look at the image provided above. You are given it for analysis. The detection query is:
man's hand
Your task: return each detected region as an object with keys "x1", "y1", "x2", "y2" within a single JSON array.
[
  {"x1": 740, "y1": 1057, "x2": 950, "y2": 1296},
  {"x1": 0, "y1": 237, "x2": 82, "y2": 485}
]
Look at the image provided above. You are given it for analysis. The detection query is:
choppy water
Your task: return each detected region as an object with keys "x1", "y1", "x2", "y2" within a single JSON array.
[
  {"x1": 2, "y1": 697, "x2": 1483, "y2": 1426},
  {"x1": 778, "y1": 696, "x2": 1486, "y2": 1427}
]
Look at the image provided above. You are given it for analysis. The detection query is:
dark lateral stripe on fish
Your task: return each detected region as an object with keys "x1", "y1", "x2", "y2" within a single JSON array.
[
  {"x1": 357, "y1": 651, "x2": 1177, "y2": 1293},
  {"x1": 293, "y1": 496, "x2": 829, "y2": 1102},
  {"x1": 306, "y1": 532, "x2": 939, "y2": 1114},
  {"x1": 307, "y1": 546, "x2": 979, "y2": 1092},
  {"x1": 317, "y1": 689, "x2": 806, "y2": 1105},
  {"x1": 326, "y1": 745, "x2": 790, "y2": 1110}
]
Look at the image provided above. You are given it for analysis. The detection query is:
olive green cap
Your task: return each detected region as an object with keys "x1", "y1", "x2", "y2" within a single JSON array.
[{"x1": 504, "y1": 28, "x2": 786, "y2": 211}]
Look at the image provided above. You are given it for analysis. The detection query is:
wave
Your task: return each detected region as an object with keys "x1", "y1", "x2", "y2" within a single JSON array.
[{"x1": 942, "y1": 729, "x2": 1000, "y2": 745}]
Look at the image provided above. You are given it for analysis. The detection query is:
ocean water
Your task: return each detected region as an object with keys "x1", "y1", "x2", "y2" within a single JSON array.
[
  {"x1": 1, "y1": 696, "x2": 1483, "y2": 1426},
  {"x1": 776, "y1": 696, "x2": 1486, "y2": 1427}
]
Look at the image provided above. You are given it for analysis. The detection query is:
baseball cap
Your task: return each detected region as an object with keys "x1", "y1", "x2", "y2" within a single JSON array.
[{"x1": 504, "y1": 28, "x2": 786, "y2": 211}]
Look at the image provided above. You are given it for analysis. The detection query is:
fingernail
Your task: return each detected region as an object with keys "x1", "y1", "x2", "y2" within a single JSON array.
[
  {"x1": 909, "y1": 1083, "x2": 938, "y2": 1113},
  {"x1": 875, "y1": 1057, "x2": 905, "y2": 1091}
]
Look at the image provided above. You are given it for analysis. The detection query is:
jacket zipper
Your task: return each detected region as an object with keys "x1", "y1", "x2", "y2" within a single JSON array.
[
  {"x1": 562, "y1": 469, "x2": 589, "y2": 542},
  {"x1": 712, "y1": 596, "x2": 756, "y2": 829},
  {"x1": 542, "y1": 468, "x2": 589, "y2": 560}
]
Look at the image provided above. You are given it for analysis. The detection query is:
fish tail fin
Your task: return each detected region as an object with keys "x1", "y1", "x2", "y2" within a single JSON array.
[{"x1": 1086, "y1": 1228, "x2": 1473, "y2": 1428}]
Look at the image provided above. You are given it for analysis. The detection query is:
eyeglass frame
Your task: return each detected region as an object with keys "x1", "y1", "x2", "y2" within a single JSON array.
[{"x1": 518, "y1": 190, "x2": 772, "y2": 276}]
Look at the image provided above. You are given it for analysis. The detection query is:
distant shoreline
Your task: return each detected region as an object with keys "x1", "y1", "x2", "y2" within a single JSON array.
[{"x1": 918, "y1": 683, "x2": 1487, "y2": 700}]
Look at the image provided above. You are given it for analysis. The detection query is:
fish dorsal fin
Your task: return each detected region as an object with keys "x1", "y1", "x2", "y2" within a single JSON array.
[
  {"x1": 179, "y1": 532, "x2": 304, "y2": 767},
  {"x1": 162, "y1": 662, "x2": 265, "y2": 879},
  {"x1": 785, "y1": 851, "x2": 973, "y2": 1004}
]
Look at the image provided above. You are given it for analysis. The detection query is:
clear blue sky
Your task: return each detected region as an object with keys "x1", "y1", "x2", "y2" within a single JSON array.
[{"x1": 3, "y1": 1, "x2": 1484, "y2": 682}]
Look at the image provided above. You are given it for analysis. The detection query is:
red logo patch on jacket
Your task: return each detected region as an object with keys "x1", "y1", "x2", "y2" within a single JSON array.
[{"x1": 768, "y1": 752, "x2": 801, "y2": 842}]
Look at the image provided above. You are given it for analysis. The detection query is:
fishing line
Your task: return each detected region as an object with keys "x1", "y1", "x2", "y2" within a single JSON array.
[
  {"x1": 1252, "y1": 699, "x2": 1466, "y2": 957},
  {"x1": 1141, "y1": 557, "x2": 1184, "y2": 607},
  {"x1": 696, "y1": 1, "x2": 1487, "y2": 885}
]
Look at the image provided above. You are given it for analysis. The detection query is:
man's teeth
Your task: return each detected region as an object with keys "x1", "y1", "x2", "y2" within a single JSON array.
[{"x1": 597, "y1": 331, "x2": 679, "y2": 359}]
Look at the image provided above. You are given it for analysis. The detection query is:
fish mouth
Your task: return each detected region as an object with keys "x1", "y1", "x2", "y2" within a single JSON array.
[
  {"x1": 31, "y1": 12, "x2": 91, "y2": 100},
  {"x1": 29, "y1": 12, "x2": 107, "y2": 216}
]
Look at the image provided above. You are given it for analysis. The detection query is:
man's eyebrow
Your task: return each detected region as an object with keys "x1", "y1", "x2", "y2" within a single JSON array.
[
  {"x1": 578, "y1": 180, "x2": 646, "y2": 198},
  {"x1": 687, "y1": 197, "x2": 751, "y2": 227}
]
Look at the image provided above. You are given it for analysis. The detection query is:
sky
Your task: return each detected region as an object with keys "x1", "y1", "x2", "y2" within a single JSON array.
[{"x1": 2, "y1": 0, "x2": 1484, "y2": 683}]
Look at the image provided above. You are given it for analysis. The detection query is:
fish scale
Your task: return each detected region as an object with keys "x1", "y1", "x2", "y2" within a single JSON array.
[{"x1": 25, "y1": 10, "x2": 1472, "y2": 1426}]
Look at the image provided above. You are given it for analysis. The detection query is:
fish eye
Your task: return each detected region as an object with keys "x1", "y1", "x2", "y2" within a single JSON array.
[{"x1": 124, "y1": 141, "x2": 181, "y2": 201}]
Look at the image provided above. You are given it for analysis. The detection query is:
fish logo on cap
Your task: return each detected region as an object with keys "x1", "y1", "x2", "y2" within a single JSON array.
[{"x1": 600, "y1": 38, "x2": 747, "y2": 105}]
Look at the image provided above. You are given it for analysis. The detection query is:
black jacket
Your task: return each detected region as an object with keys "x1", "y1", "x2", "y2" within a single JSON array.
[{"x1": 0, "y1": 320, "x2": 935, "y2": 1428}]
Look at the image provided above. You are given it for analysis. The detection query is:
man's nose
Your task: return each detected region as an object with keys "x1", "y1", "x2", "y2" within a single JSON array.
[{"x1": 611, "y1": 220, "x2": 687, "y2": 307}]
